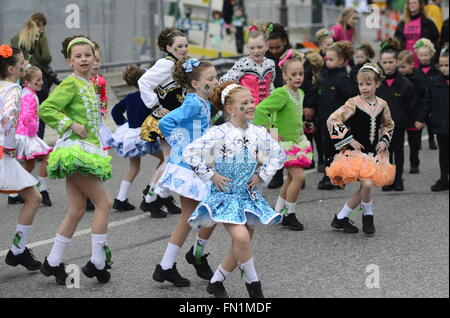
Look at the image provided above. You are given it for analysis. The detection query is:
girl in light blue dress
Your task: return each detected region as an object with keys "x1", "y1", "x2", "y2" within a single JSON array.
[{"x1": 183, "y1": 81, "x2": 285, "y2": 298}]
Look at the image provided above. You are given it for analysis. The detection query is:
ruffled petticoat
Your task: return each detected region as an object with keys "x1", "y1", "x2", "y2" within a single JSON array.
[
  {"x1": 0, "y1": 153, "x2": 38, "y2": 194},
  {"x1": 154, "y1": 162, "x2": 211, "y2": 201},
  {"x1": 107, "y1": 123, "x2": 161, "y2": 158},
  {"x1": 99, "y1": 121, "x2": 112, "y2": 151},
  {"x1": 280, "y1": 134, "x2": 313, "y2": 168},
  {"x1": 47, "y1": 136, "x2": 112, "y2": 181},
  {"x1": 15, "y1": 135, "x2": 53, "y2": 160},
  {"x1": 326, "y1": 150, "x2": 396, "y2": 188}
]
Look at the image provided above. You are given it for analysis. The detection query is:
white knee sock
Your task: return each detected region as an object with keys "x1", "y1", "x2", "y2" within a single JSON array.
[
  {"x1": 9, "y1": 194, "x2": 18, "y2": 198},
  {"x1": 239, "y1": 257, "x2": 259, "y2": 284},
  {"x1": 193, "y1": 234, "x2": 209, "y2": 257},
  {"x1": 337, "y1": 203, "x2": 354, "y2": 219},
  {"x1": 160, "y1": 242, "x2": 180, "y2": 270},
  {"x1": 47, "y1": 234, "x2": 71, "y2": 266},
  {"x1": 38, "y1": 177, "x2": 49, "y2": 192},
  {"x1": 11, "y1": 224, "x2": 32, "y2": 255},
  {"x1": 91, "y1": 233, "x2": 108, "y2": 270},
  {"x1": 361, "y1": 201, "x2": 373, "y2": 216},
  {"x1": 210, "y1": 265, "x2": 231, "y2": 283},
  {"x1": 117, "y1": 180, "x2": 131, "y2": 202},
  {"x1": 286, "y1": 202, "x2": 297, "y2": 215},
  {"x1": 144, "y1": 184, "x2": 157, "y2": 203},
  {"x1": 275, "y1": 196, "x2": 286, "y2": 212}
]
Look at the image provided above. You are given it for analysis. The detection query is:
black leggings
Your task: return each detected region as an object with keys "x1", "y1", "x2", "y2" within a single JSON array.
[
  {"x1": 437, "y1": 135, "x2": 449, "y2": 182},
  {"x1": 407, "y1": 129, "x2": 421, "y2": 167},
  {"x1": 389, "y1": 127, "x2": 406, "y2": 182}
]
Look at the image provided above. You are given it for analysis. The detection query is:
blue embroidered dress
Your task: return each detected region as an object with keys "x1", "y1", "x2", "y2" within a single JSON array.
[
  {"x1": 154, "y1": 93, "x2": 212, "y2": 201},
  {"x1": 183, "y1": 122, "x2": 285, "y2": 229}
]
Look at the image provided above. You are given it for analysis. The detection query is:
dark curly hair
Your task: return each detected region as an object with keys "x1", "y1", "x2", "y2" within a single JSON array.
[
  {"x1": 0, "y1": 45, "x2": 22, "y2": 79},
  {"x1": 123, "y1": 64, "x2": 145, "y2": 88},
  {"x1": 380, "y1": 37, "x2": 402, "y2": 59},
  {"x1": 158, "y1": 27, "x2": 187, "y2": 53},
  {"x1": 328, "y1": 41, "x2": 354, "y2": 61}
]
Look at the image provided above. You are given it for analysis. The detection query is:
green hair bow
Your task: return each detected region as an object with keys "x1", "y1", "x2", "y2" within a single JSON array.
[{"x1": 414, "y1": 39, "x2": 425, "y2": 50}]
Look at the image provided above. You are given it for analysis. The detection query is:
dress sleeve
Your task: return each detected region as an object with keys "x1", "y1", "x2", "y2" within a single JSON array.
[
  {"x1": 111, "y1": 96, "x2": 128, "y2": 126},
  {"x1": 327, "y1": 98, "x2": 356, "y2": 150},
  {"x1": 99, "y1": 76, "x2": 108, "y2": 113},
  {"x1": 220, "y1": 59, "x2": 245, "y2": 83},
  {"x1": 158, "y1": 97, "x2": 200, "y2": 147},
  {"x1": 255, "y1": 126, "x2": 286, "y2": 185},
  {"x1": 379, "y1": 100, "x2": 395, "y2": 148},
  {"x1": 38, "y1": 78, "x2": 75, "y2": 136},
  {"x1": 252, "y1": 88, "x2": 288, "y2": 129},
  {"x1": 183, "y1": 126, "x2": 221, "y2": 182},
  {"x1": 0, "y1": 86, "x2": 21, "y2": 149},
  {"x1": 138, "y1": 59, "x2": 172, "y2": 110}
]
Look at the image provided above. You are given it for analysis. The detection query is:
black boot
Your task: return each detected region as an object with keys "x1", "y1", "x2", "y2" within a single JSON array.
[
  {"x1": 161, "y1": 196, "x2": 182, "y2": 214},
  {"x1": 82, "y1": 261, "x2": 111, "y2": 283},
  {"x1": 318, "y1": 175, "x2": 338, "y2": 190},
  {"x1": 152, "y1": 263, "x2": 190, "y2": 287},
  {"x1": 394, "y1": 178, "x2": 404, "y2": 191},
  {"x1": 429, "y1": 137, "x2": 438, "y2": 150},
  {"x1": 5, "y1": 248, "x2": 41, "y2": 271},
  {"x1": 331, "y1": 215, "x2": 359, "y2": 233},
  {"x1": 185, "y1": 246, "x2": 214, "y2": 280},
  {"x1": 268, "y1": 169, "x2": 284, "y2": 189},
  {"x1": 113, "y1": 198, "x2": 136, "y2": 212},
  {"x1": 431, "y1": 179, "x2": 449, "y2": 192},
  {"x1": 40, "y1": 191, "x2": 52, "y2": 207},
  {"x1": 362, "y1": 215, "x2": 376, "y2": 235},
  {"x1": 40, "y1": 258, "x2": 72, "y2": 286},
  {"x1": 409, "y1": 166, "x2": 420, "y2": 174},
  {"x1": 207, "y1": 281, "x2": 229, "y2": 298},
  {"x1": 246, "y1": 281, "x2": 264, "y2": 298},
  {"x1": 140, "y1": 196, "x2": 167, "y2": 218},
  {"x1": 382, "y1": 183, "x2": 395, "y2": 192},
  {"x1": 282, "y1": 214, "x2": 304, "y2": 231}
]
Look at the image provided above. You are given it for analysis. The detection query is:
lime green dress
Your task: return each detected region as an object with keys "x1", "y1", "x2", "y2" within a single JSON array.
[{"x1": 39, "y1": 74, "x2": 112, "y2": 181}]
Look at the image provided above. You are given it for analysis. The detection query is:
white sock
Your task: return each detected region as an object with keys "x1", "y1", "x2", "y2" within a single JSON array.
[
  {"x1": 117, "y1": 180, "x2": 131, "y2": 202},
  {"x1": 38, "y1": 177, "x2": 49, "y2": 192},
  {"x1": 361, "y1": 201, "x2": 373, "y2": 216},
  {"x1": 211, "y1": 265, "x2": 231, "y2": 283},
  {"x1": 160, "y1": 242, "x2": 180, "y2": 270},
  {"x1": 91, "y1": 233, "x2": 108, "y2": 270},
  {"x1": 286, "y1": 202, "x2": 297, "y2": 215},
  {"x1": 47, "y1": 234, "x2": 71, "y2": 267},
  {"x1": 239, "y1": 257, "x2": 259, "y2": 284},
  {"x1": 193, "y1": 234, "x2": 209, "y2": 257},
  {"x1": 9, "y1": 194, "x2": 18, "y2": 198},
  {"x1": 11, "y1": 224, "x2": 32, "y2": 255},
  {"x1": 337, "y1": 203, "x2": 354, "y2": 219},
  {"x1": 275, "y1": 196, "x2": 286, "y2": 212},
  {"x1": 145, "y1": 184, "x2": 157, "y2": 203}
]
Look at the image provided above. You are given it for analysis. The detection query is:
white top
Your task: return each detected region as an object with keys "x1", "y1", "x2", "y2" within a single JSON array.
[
  {"x1": 183, "y1": 122, "x2": 285, "y2": 185},
  {"x1": 0, "y1": 81, "x2": 21, "y2": 149}
]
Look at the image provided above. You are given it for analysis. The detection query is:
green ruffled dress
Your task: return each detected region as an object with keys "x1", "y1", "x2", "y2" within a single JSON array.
[{"x1": 39, "y1": 74, "x2": 112, "y2": 181}]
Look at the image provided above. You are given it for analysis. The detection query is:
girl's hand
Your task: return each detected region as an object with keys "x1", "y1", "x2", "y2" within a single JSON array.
[
  {"x1": 415, "y1": 121, "x2": 425, "y2": 130},
  {"x1": 349, "y1": 139, "x2": 364, "y2": 151},
  {"x1": 376, "y1": 141, "x2": 387, "y2": 153},
  {"x1": 70, "y1": 122, "x2": 88, "y2": 139},
  {"x1": 211, "y1": 173, "x2": 233, "y2": 192},
  {"x1": 248, "y1": 174, "x2": 263, "y2": 190},
  {"x1": 160, "y1": 108, "x2": 170, "y2": 116},
  {"x1": 101, "y1": 111, "x2": 108, "y2": 119}
]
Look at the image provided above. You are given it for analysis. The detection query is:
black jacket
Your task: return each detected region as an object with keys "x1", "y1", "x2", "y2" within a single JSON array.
[
  {"x1": 265, "y1": 45, "x2": 291, "y2": 89},
  {"x1": 317, "y1": 67, "x2": 355, "y2": 125},
  {"x1": 404, "y1": 68, "x2": 428, "y2": 121},
  {"x1": 417, "y1": 63, "x2": 441, "y2": 81},
  {"x1": 376, "y1": 70, "x2": 415, "y2": 128},
  {"x1": 418, "y1": 74, "x2": 449, "y2": 136},
  {"x1": 395, "y1": 14, "x2": 440, "y2": 49}
]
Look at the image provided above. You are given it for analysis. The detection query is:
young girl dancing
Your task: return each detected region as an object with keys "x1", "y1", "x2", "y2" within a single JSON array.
[
  {"x1": 152, "y1": 57, "x2": 219, "y2": 287},
  {"x1": 39, "y1": 36, "x2": 113, "y2": 285},
  {"x1": 184, "y1": 82, "x2": 285, "y2": 298},
  {"x1": 221, "y1": 23, "x2": 275, "y2": 105},
  {"x1": 254, "y1": 49, "x2": 313, "y2": 231},
  {"x1": 109, "y1": 65, "x2": 163, "y2": 212},
  {"x1": 15, "y1": 66, "x2": 53, "y2": 206},
  {"x1": 326, "y1": 63, "x2": 395, "y2": 234},
  {"x1": 138, "y1": 27, "x2": 187, "y2": 217},
  {"x1": 1, "y1": 44, "x2": 43, "y2": 272}
]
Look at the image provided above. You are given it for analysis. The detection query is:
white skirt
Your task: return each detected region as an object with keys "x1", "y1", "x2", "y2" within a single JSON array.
[
  {"x1": 15, "y1": 135, "x2": 53, "y2": 160},
  {"x1": 0, "y1": 153, "x2": 38, "y2": 194},
  {"x1": 99, "y1": 121, "x2": 113, "y2": 151},
  {"x1": 155, "y1": 162, "x2": 211, "y2": 201}
]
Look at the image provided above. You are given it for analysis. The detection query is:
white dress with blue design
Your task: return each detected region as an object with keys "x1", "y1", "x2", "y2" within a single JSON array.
[{"x1": 183, "y1": 122, "x2": 286, "y2": 229}]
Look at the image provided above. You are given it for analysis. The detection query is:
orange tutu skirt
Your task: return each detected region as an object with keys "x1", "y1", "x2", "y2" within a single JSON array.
[{"x1": 326, "y1": 150, "x2": 396, "y2": 188}]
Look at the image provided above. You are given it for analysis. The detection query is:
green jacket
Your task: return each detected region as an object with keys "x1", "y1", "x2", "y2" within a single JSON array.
[
  {"x1": 253, "y1": 86, "x2": 305, "y2": 144},
  {"x1": 11, "y1": 32, "x2": 52, "y2": 73},
  {"x1": 39, "y1": 75, "x2": 100, "y2": 146}
]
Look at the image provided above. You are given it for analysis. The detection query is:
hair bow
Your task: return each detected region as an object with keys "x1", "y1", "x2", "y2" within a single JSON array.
[
  {"x1": 0, "y1": 44, "x2": 13, "y2": 59},
  {"x1": 380, "y1": 41, "x2": 389, "y2": 51},
  {"x1": 278, "y1": 49, "x2": 293, "y2": 67},
  {"x1": 414, "y1": 39, "x2": 425, "y2": 49},
  {"x1": 249, "y1": 25, "x2": 258, "y2": 32},
  {"x1": 183, "y1": 58, "x2": 200, "y2": 73},
  {"x1": 267, "y1": 23, "x2": 274, "y2": 33},
  {"x1": 441, "y1": 46, "x2": 449, "y2": 55}
]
